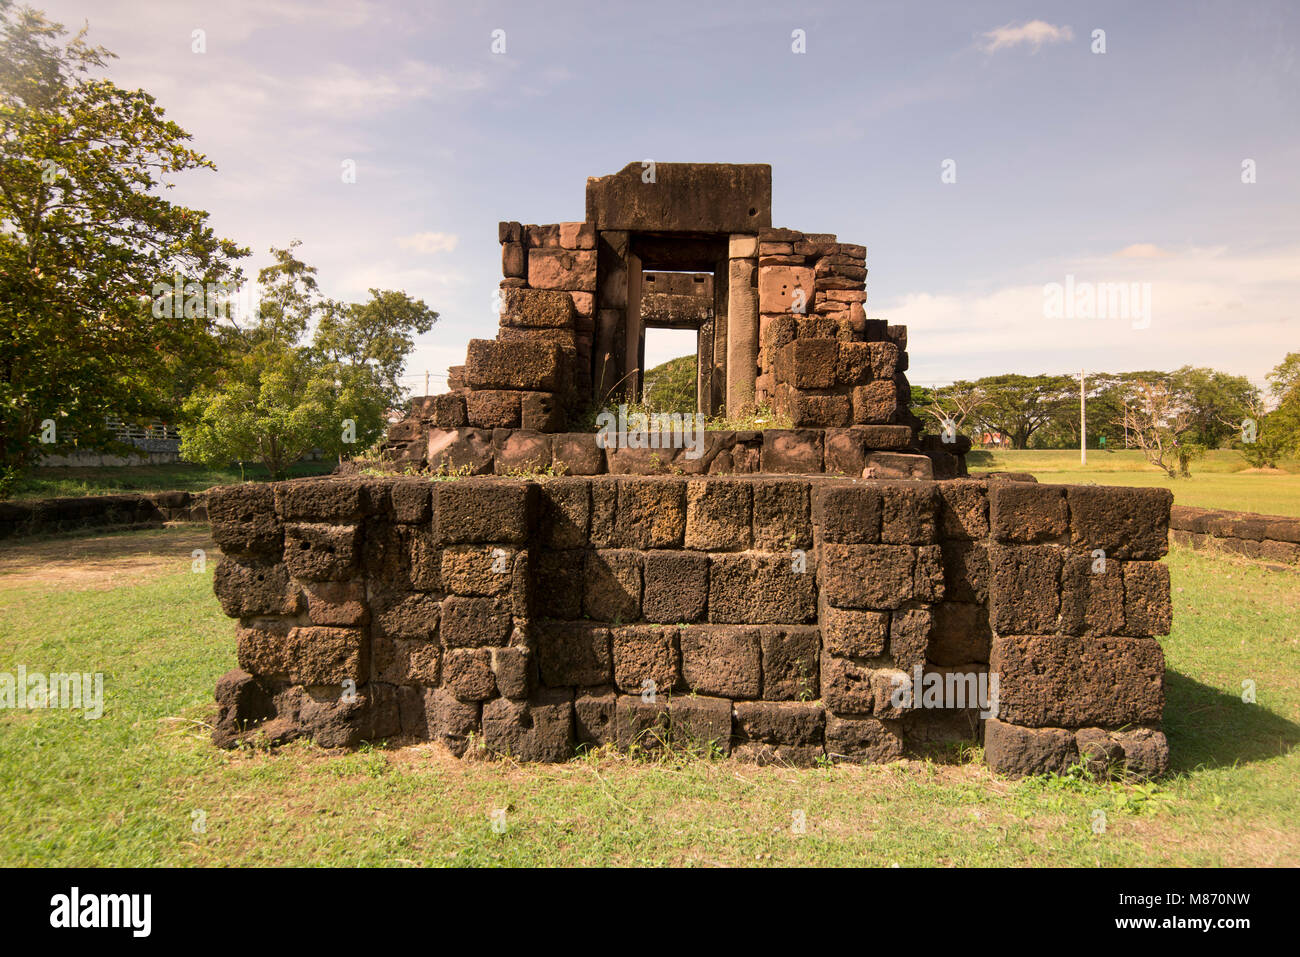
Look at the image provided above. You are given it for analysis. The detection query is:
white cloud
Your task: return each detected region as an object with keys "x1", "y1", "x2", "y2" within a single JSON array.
[
  {"x1": 1116, "y1": 243, "x2": 1170, "y2": 259},
  {"x1": 878, "y1": 245, "x2": 1300, "y2": 387},
  {"x1": 396, "y1": 232, "x2": 460, "y2": 254},
  {"x1": 980, "y1": 20, "x2": 1073, "y2": 54}
]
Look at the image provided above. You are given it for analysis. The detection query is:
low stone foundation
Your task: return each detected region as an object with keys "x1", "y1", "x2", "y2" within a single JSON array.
[
  {"x1": 1170, "y1": 504, "x2": 1300, "y2": 566},
  {"x1": 209, "y1": 473, "x2": 1172, "y2": 777},
  {"x1": 0, "y1": 490, "x2": 208, "y2": 540}
]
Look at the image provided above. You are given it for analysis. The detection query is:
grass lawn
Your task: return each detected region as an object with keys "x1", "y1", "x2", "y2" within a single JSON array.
[
  {"x1": 8, "y1": 460, "x2": 337, "y2": 502},
  {"x1": 0, "y1": 527, "x2": 1296, "y2": 867},
  {"x1": 969, "y1": 449, "x2": 1300, "y2": 516}
]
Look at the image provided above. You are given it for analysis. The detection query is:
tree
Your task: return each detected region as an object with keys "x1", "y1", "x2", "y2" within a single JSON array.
[
  {"x1": 314, "y1": 288, "x2": 438, "y2": 407},
  {"x1": 1119, "y1": 379, "x2": 1199, "y2": 479},
  {"x1": 1234, "y1": 353, "x2": 1300, "y2": 468},
  {"x1": 973, "y1": 374, "x2": 1075, "y2": 449},
  {"x1": 1168, "y1": 365, "x2": 1256, "y2": 451},
  {"x1": 0, "y1": 3, "x2": 245, "y2": 495},
  {"x1": 180, "y1": 243, "x2": 436, "y2": 479},
  {"x1": 927, "y1": 380, "x2": 984, "y2": 441}
]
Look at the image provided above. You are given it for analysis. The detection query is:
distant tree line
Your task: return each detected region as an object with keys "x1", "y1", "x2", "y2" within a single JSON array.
[{"x1": 914, "y1": 358, "x2": 1300, "y2": 477}]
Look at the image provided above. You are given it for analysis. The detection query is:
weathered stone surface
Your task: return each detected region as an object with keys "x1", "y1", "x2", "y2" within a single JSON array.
[
  {"x1": 500, "y1": 286, "x2": 577, "y2": 328},
  {"x1": 434, "y1": 481, "x2": 535, "y2": 545},
  {"x1": 991, "y1": 634, "x2": 1165, "y2": 728},
  {"x1": 880, "y1": 483, "x2": 940, "y2": 544},
  {"x1": 708, "y1": 554, "x2": 816, "y2": 624},
  {"x1": 929, "y1": 601, "x2": 991, "y2": 665},
  {"x1": 760, "y1": 430, "x2": 823, "y2": 474},
  {"x1": 583, "y1": 549, "x2": 641, "y2": 621},
  {"x1": 820, "y1": 602, "x2": 889, "y2": 658},
  {"x1": 440, "y1": 596, "x2": 512, "y2": 647},
  {"x1": 862, "y1": 452, "x2": 933, "y2": 481},
  {"x1": 983, "y1": 718, "x2": 1077, "y2": 776},
  {"x1": 888, "y1": 604, "x2": 932, "y2": 672},
  {"x1": 733, "y1": 700, "x2": 824, "y2": 747},
  {"x1": 538, "y1": 479, "x2": 590, "y2": 548},
  {"x1": 482, "y1": 688, "x2": 574, "y2": 761},
  {"x1": 988, "y1": 545, "x2": 1061, "y2": 634},
  {"x1": 527, "y1": 247, "x2": 597, "y2": 292},
  {"x1": 492, "y1": 429, "x2": 552, "y2": 473},
  {"x1": 775, "y1": 338, "x2": 835, "y2": 389},
  {"x1": 941, "y1": 540, "x2": 988, "y2": 604},
  {"x1": 1060, "y1": 553, "x2": 1125, "y2": 637},
  {"x1": 760, "y1": 626, "x2": 820, "y2": 700},
  {"x1": 685, "y1": 479, "x2": 751, "y2": 550},
  {"x1": 821, "y1": 653, "x2": 876, "y2": 715},
  {"x1": 614, "y1": 479, "x2": 685, "y2": 547},
  {"x1": 814, "y1": 484, "x2": 882, "y2": 544},
  {"x1": 641, "y1": 550, "x2": 708, "y2": 623},
  {"x1": 574, "y1": 687, "x2": 617, "y2": 745},
  {"x1": 536, "y1": 621, "x2": 612, "y2": 688},
  {"x1": 937, "y1": 480, "x2": 989, "y2": 540},
  {"x1": 283, "y1": 523, "x2": 360, "y2": 581},
  {"x1": 285, "y1": 626, "x2": 366, "y2": 685},
  {"x1": 824, "y1": 715, "x2": 905, "y2": 763},
  {"x1": 208, "y1": 483, "x2": 282, "y2": 555},
  {"x1": 1068, "y1": 486, "x2": 1172, "y2": 560},
  {"x1": 440, "y1": 544, "x2": 515, "y2": 596},
  {"x1": 586, "y1": 162, "x2": 771, "y2": 233},
  {"x1": 466, "y1": 390, "x2": 521, "y2": 429},
  {"x1": 752, "y1": 480, "x2": 812, "y2": 550},
  {"x1": 1123, "y1": 561, "x2": 1172, "y2": 636},
  {"x1": 427, "y1": 428, "x2": 494, "y2": 475},
  {"x1": 275, "y1": 480, "x2": 366, "y2": 524},
  {"x1": 214, "y1": 557, "x2": 301, "y2": 618},
  {"x1": 760, "y1": 266, "x2": 816, "y2": 317},
  {"x1": 443, "y1": 648, "x2": 496, "y2": 701},
  {"x1": 1075, "y1": 725, "x2": 1169, "y2": 779},
  {"x1": 680, "y1": 625, "x2": 761, "y2": 698},
  {"x1": 553, "y1": 432, "x2": 605, "y2": 475},
  {"x1": 990, "y1": 483, "x2": 1069, "y2": 544},
  {"x1": 465, "y1": 338, "x2": 562, "y2": 391},
  {"x1": 851, "y1": 380, "x2": 898, "y2": 425},
  {"x1": 302, "y1": 580, "x2": 369, "y2": 626},
  {"x1": 611, "y1": 625, "x2": 679, "y2": 695},
  {"x1": 819, "y1": 544, "x2": 915, "y2": 610}
]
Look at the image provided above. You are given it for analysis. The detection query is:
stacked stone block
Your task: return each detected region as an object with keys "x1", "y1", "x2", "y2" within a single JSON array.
[
  {"x1": 427, "y1": 221, "x2": 597, "y2": 434},
  {"x1": 754, "y1": 228, "x2": 912, "y2": 434},
  {"x1": 210, "y1": 473, "x2": 1173, "y2": 778}
]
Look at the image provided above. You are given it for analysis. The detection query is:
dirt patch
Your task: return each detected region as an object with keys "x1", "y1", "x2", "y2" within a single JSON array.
[{"x1": 0, "y1": 525, "x2": 215, "y2": 590}]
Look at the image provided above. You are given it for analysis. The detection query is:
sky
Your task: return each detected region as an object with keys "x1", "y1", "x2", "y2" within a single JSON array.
[{"x1": 33, "y1": 0, "x2": 1300, "y2": 394}]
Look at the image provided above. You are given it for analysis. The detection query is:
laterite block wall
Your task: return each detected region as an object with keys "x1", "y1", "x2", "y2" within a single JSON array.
[{"x1": 208, "y1": 475, "x2": 1172, "y2": 777}]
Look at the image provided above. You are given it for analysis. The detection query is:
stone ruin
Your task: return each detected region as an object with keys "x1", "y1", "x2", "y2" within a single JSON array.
[{"x1": 209, "y1": 164, "x2": 1174, "y2": 778}]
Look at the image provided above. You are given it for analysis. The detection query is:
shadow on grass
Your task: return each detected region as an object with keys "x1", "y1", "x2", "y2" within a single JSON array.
[
  {"x1": 1164, "y1": 669, "x2": 1300, "y2": 773},
  {"x1": 965, "y1": 450, "x2": 994, "y2": 468}
]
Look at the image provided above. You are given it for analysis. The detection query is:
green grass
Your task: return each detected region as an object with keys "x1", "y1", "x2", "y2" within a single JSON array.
[
  {"x1": 9, "y1": 460, "x2": 337, "y2": 501},
  {"x1": 969, "y1": 449, "x2": 1300, "y2": 516},
  {"x1": 0, "y1": 527, "x2": 1296, "y2": 866}
]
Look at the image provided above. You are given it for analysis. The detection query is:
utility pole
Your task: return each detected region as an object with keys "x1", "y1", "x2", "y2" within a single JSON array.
[
  {"x1": 1079, "y1": 368, "x2": 1087, "y2": 466},
  {"x1": 424, "y1": 369, "x2": 430, "y2": 396}
]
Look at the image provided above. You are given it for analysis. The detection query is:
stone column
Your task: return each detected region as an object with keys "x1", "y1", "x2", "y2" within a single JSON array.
[
  {"x1": 594, "y1": 230, "x2": 629, "y2": 403},
  {"x1": 726, "y1": 234, "x2": 759, "y2": 416},
  {"x1": 625, "y1": 250, "x2": 643, "y2": 401},
  {"x1": 697, "y1": 317, "x2": 715, "y2": 417}
]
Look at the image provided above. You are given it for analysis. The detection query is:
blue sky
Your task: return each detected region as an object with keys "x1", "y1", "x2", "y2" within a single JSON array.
[{"x1": 39, "y1": 0, "x2": 1300, "y2": 393}]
